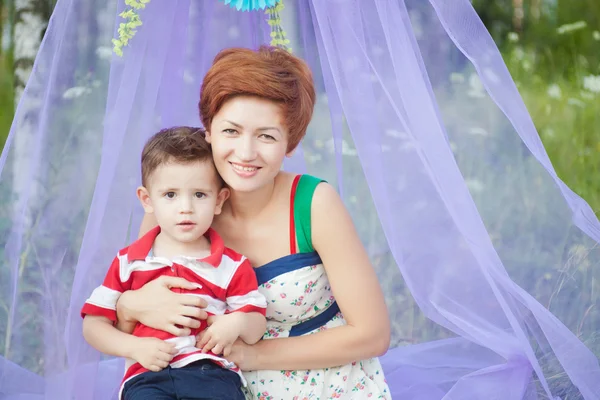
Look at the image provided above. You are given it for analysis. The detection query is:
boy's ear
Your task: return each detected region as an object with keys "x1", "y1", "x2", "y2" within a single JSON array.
[
  {"x1": 137, "y1": 186, "x2": 154, "y2": 213},
  {"x1": 214, "y1": 187, "x2": 230, "y2": 215}
]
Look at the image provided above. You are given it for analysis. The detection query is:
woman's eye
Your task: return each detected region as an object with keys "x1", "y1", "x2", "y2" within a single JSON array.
[
  {"x1": 261, "y1": 134, "x2": 276, "y2": 141},
  {"x1": 223, "y1": 129, "x2": 237, "y2": 134}
]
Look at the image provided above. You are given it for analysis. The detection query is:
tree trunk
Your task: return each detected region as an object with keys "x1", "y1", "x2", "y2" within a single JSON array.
[{"x1": 10, "y1": 0, "x2": 51, "y2": 194}]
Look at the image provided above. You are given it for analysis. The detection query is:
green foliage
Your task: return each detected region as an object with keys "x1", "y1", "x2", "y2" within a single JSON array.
[
  {"x1": 0, "y1": 55, "x2": 13, "y2": 149},
  {"x1": 112, "y1": 0, "x2": 150, "y2": 57}
]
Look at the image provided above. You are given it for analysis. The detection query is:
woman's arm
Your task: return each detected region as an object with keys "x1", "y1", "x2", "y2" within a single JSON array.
[
  {"x1": 235, "y1": 183, "x2": 390, "y2": 371},
  {"x1": 113, "y1": 213, "x2": 210, "y2": 335},
  {"x1": 115, "y1": 276, "x2": 209, "y2": 336}
]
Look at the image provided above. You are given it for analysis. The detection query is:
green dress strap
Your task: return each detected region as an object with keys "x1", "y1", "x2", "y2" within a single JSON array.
[{"x1": 293, "y1": 174, "x2": 326, "y2": 254}]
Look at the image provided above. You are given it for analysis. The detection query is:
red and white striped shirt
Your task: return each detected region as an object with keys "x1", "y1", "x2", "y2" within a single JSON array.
[{"x1": 81, "y1": 226, "x2": 266, "y2": 394}]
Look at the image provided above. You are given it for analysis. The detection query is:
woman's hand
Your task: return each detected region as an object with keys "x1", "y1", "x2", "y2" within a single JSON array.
[
  {"x1": 116, "y1": 276, "x2": 209, "y2": 336},
  {"x1": 225, "y1": 338, "x2": 260, "y2": 371}
]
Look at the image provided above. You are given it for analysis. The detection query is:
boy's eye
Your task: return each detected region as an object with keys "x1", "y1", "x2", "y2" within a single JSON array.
[
  {"x1": 195, "y1": 192, "x2": 206, "y2": 199},
  {"x1": 165, "y1": 192, "x2": 176, "y2": 199}
]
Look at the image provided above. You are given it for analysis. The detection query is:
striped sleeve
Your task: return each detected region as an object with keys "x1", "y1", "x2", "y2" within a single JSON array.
[
  {"x1": 225, "y1": 258, "x2": 267, "y2": 315},
  {"x1": 80, "y1": 252, "x2": 129, "y2": 322}
]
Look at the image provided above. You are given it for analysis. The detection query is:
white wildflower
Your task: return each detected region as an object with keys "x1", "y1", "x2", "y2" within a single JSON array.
[
  {"x1": 465, "y1": 179, "x2": 484, "y2": 193},
  {"x1": 594, "y1": 31, "x2": 600, "y2": 41},
  {"x1": 583, "y1": 75, "x2": 600, "y2": 93},
  {"x1": 547, "y1": 83, "x2": 562, "y2": 99},
  {"x1": 306, "y1": 154, "x2": 322, "y2": 164},
  {"x1": 384, "y1": 129, "x2": 407, "y2": 139},
  {"x1": 512, "y1": 47, "x2": 525, "y2": 61},
  {"x1": 567, "y1": 98, "x2": 585, "y2": 107},
  {"x1": 556, "y1": 21, "x2": 587, "y2": 35},
  {"x1": 468, "y1": 127, "x2": 488, "y2": 136},
  {"x1": 450, "y1": 73, "x2": 465, "y2": 84},
  {"x1": 467, "y1": 73, "x2": 486, "y2": 98},
  {"x1": 324, "y1": 138, "x2": 357, "y2": 156},
  {"x1": 581, "y1": 91, "x2": 594, "y2": 100},
  {"x1": 63, "y1": 86, "x2": 92, "y2": 99},
  {"x1": 342, "y1": 140, "x2": 357, "y2": 156},
  {"x1": 557, "y1": 21, "x2": 587, "y2": 35},
  {"x1": 507, "y1": 32, "x2": 519, "y2": 42},
  {"x1": 95, "y1": 46, "x2": 113, "y2": 60}
]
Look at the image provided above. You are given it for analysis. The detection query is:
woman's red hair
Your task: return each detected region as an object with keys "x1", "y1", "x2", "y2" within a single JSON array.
[{"x1": 199, "y1": 46, "x2": 316, "y2": 151}]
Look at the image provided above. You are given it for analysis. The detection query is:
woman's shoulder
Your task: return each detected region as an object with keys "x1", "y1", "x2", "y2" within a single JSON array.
[{"x1": 275, "y1": 171, "x2": 327, "y2": 190}]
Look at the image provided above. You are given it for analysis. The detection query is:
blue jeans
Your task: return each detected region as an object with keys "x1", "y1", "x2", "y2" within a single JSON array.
[{"x1": 122, "y1": 360, "x2": 245, "y2": 400}]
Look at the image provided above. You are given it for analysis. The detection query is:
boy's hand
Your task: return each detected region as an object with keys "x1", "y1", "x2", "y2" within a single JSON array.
[
  {"x1": 129, "y1": 337, "x2": 177, "y2": 372},
  {"x1": 195, "y1": 314, "x2": 244, "y2": 356}
]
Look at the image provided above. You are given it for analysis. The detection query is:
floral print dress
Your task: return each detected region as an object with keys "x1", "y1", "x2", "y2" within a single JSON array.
[{"x1": 242, "y1": 175, "x2": 390, "y2": 400}]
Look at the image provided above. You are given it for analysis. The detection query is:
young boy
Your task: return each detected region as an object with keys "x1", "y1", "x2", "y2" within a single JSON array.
[{"x1": 81, "y1": 126, "x2": 266, "y2": 400}]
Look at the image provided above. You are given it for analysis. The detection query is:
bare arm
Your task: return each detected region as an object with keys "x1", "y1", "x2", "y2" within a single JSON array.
[
  {"x1": 115, "y1": 276, "x2": 209, "y2": 336},
  {"x1": 113, "y1": 213, "x2": 209, "y2": 336},
  {"x1": 196, "y1": 311, "x2": 266, "y2": 356},
  {"x1": 83, "y1": 315, "x2": 176, "y2": 372},
  {"x1": 236, "y1": 312, "x2": 266, "y2": 344},
  {"x1": 83, "y1": 315, "x2": 140, "y2": 358},
  {"x1": 235, "y1": 183, "x2": 390, "y2": 371}
]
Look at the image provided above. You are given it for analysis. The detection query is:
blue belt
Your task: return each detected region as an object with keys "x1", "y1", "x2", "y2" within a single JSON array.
[{"x1": 289, "y1": 302, "x2": 341, "y2": 337}]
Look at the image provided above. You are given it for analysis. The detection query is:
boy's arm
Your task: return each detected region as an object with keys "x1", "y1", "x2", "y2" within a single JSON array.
[
  {"x1": 80, "y1": 252, "x2": 173, "y2": 370},
  {"x1": 115, "y1": 318, "x2": 137, "y2": 334},
  {"x1": 234, "y1": 312, "x2": 266, "y2": 344},
  {"x1": 83, "y1": 315, "x2": 176, "y2": 372},
  {"x1": 82, "y1": 315, "x2": 140, "y2": 358}
]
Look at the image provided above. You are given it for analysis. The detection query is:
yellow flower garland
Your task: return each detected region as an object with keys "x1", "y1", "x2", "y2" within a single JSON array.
[{"x1": 113, "y1": 0, "x2": 291, "y2": 56}]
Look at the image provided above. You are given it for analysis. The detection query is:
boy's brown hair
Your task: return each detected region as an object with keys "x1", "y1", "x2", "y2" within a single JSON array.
[{"x1": 141, "y1": 126, "x2": 217, "y2": 187}]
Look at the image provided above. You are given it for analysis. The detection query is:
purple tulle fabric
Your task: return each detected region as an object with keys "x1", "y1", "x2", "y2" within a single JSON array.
[{"x1": 1, "y1": 0, "x2": 599, "y2": 399}]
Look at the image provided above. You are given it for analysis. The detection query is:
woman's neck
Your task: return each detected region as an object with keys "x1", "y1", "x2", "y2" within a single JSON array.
[{"x1": 226, "y1": 174, "x2": 281, "y2": 220}]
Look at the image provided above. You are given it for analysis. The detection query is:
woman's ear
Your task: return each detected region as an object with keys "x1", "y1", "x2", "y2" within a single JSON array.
[
  {"x1": 205, "y1": 130, "x2": 212, "y2": 143},
  {"x1": 286, "y1": 146, "x2": 297, "y2": 158},
  {"x1": 136, "y1": 186, "x2": 154, "y2": 213}
]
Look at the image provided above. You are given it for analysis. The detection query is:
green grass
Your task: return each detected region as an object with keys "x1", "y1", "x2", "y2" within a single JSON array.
[{"x1": 502, "y1": 38, "x2": 600, "y2": 213}]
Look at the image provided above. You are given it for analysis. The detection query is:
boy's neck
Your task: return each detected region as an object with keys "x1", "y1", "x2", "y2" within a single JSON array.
[{"x1": 152, "y1": 230, "x2": 212, "y2": 260}]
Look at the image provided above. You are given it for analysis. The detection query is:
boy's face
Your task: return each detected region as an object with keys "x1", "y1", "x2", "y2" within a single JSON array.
[{"x1": 137, "y1": 160, "x2": 229, "y2": 244}]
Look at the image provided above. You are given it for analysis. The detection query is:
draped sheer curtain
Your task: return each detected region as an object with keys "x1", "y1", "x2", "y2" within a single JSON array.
[{"x1": 0, "y1": 1, "x2": 598, "y2": 399}]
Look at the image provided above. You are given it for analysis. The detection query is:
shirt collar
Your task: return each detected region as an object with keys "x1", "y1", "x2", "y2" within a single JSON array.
[{"x1": 127, "y1": 226, "x2": 224, "y2": 267}]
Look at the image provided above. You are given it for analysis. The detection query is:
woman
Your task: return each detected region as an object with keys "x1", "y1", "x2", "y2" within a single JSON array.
[{"x1": 116, "y1": 46, "x2": 391, "y2": 399}]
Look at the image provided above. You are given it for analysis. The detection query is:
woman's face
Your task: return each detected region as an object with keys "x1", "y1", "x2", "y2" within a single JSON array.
[{"x1": 206, "y1": 96, "x2": 293, "y2": 193}]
